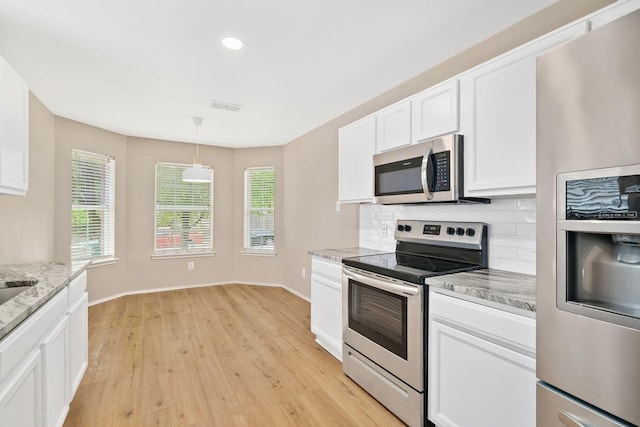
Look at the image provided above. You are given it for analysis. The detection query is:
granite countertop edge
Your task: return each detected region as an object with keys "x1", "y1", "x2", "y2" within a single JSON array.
[
  {"x1": 0, "y1": 261, "x2": 89, "y2": 341},
  {"x1": 308, "y1": 247, "x2": 536, "y2": 313},
  {"x1": 308, "y1": 247, "x2": 389, "y2": 262},
  {"x1": 427, "y1": 268, "x2": 537, "y2": 313}
]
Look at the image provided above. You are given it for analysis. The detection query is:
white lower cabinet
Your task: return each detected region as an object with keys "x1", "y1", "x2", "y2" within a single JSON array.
[
  {"x1": 0, "y1": 270, "x2": 88, "y2": 427},
  {"x1": 0, "y1": 349, "x2": 42, "y2": 427},
  {"x1": 67, "y1": 292, "x2": 88, "y2": 399},
  {"x1": 41, "y1": 315, "x2": 69, "y2": 427},
  {"x1": 428, "y1": 290, "x2": 536, "y2": 427},
  {"x1": 310, "y1": 257, "x2": 343, "y2": 361}
]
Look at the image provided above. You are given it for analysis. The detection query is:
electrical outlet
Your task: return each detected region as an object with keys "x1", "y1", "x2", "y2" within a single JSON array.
[
  {"x1": 301, "y1": 268, "x2": 306, "y2": 278},
  {"x1": 381, "y1": 225, "x2": 387, "y2": 237},
  {"x1": 335, "y1": 201, "x2": 341, "y2": 212},
  {"x1": 188, "y1": 261, "x2": 194, "y2": 270}
]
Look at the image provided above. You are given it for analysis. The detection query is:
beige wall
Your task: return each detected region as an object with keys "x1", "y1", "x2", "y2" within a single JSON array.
[
  {"x1": 233, "y1": 147, "x2": 286, "y2": 286},
  {"x1": 124, "y1": 137, "x2": 236, "y2": 294},
  {"x1": 282, "y1": 0, "x2": 613, "y2": 296},
  {"x1": 1, "y1": 0, "x2": 613, "y2": 300},
  {"x1": 54, "y1": 117, "x2": 129, "y2": 301},
  {"x1": 0, "y1": 94, "x2": 55, "y2": 264}
]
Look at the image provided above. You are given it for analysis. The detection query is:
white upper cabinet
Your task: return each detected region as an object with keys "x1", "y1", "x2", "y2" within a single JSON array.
[
  {"x1": 411, "y1": 79, "x2": 458, "y2": 144},
  {"x1": 589, "y1": 0, "x2": 640, "y2": 30},
  {"x1": 459, "y1": 22, "x2": 587, "y2": 197},
  {"x1": 375, "y1": 100, "x2": 411, "y2": 153},
  {"x1": 0, "y1": 55, "x2": 29, "y2": 196},
  {"x1": 338, "y1": 115, "x2": 376, "y2": 203}
]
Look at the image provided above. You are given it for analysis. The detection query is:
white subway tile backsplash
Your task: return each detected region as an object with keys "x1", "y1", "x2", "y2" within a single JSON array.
[
  {"x1": 359, "y1": 196, "x2": 537, "y2": 275},
  {"x1": 516, "y1": 223, "x2": 536, "y2": 237}
]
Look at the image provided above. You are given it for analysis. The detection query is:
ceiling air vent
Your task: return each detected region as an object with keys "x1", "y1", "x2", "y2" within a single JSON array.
[{"x1": 210, "y1": 100, "x2": 243, "y2": 112}]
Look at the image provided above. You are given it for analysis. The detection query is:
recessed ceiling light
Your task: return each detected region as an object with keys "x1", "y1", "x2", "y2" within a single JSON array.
[{"x1": 222, "y1": 37, "x2": 243, "y2": 50}]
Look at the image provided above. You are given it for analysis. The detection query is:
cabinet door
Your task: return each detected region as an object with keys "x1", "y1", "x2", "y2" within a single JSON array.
[
  {"x1": 411, "y1": 79, "x2": 458, "y2": 143},
  {"x1": 0, "y1": 349, "x2": 42, "y2": 427},
  {"x1": 338, "y1": 115, "x2": 375, "y2": 203},
  {"x1": 429, "y1": 320, "x2": 536, "y2": 427},
  {"x1": 310, "y1": 257, "x2": 343, "y2": 361},
  {"x1": 428, "y1": 291, "x2": 537, "y2": 427},
  {"x1": 0, "y1": 55, "x2": 29, "y2": 195},
  {"x1": 375, "y1": 100, "x2": 411, "y2": 153},
  {"x1": 41, "y1": 316, "x2": 69, "y2": 427},
  {"x1": 460, "y1": 22, "x2": 586, "y2": 197},
  {"x1": 68, "y1": 293, "x2": 88, "y2": 400}
]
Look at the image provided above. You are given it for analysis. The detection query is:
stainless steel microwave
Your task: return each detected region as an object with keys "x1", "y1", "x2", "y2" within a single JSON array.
[{"x1": 373, "y1": 134, "x2": 487, "y2": 204}]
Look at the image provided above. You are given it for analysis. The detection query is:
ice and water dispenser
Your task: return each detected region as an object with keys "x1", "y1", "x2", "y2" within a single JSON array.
[{"x1": 556, "y1": 165, "x2": 640, "y2": 329}]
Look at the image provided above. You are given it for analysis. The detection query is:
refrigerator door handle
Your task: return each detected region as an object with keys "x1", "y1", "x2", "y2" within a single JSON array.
[{"x1": 559, "y1": 411, "x2": 587, "y2": 427}]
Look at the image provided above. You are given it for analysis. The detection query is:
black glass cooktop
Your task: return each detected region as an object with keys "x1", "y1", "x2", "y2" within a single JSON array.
[{"x1": 342, "y1": 252, "x2": 478, "y2": 285}]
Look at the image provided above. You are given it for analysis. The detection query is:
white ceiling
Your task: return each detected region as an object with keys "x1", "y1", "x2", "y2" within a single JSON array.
[{"x1": 0, "y1": 0, "x2": 556, "y2": 148}]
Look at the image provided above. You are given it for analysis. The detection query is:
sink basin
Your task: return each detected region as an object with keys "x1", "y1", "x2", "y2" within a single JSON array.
[{"x1": 0, "y1": 286, "x2": 32, "y2": 305}]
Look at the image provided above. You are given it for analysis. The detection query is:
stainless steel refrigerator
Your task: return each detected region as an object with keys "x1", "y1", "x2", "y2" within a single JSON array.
[{"x1": 537, "y1": 9, "x2": 640, "y2": 427}]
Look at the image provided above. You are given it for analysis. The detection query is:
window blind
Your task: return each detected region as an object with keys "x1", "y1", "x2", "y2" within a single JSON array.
[
  {"x1": 244, "y1": 167, "x2": 275, "y2": 251},
  {"x1": 155, "y1": 162, "x2": 213, "y2": 255},
  {"x1": 71, "y1": 149, "x2": 116, "y2": 262}
]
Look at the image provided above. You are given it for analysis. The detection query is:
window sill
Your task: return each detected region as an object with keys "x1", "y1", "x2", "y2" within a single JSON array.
[
  {"x1": 85, "y1": 257, "x2": 120, "y2": 268},
  {"x1": 151, "y1": 251, "x2": 216, "y2": 260},
  {"x1": 241, "y1": 250, "x2": 277, "y2": 257}
]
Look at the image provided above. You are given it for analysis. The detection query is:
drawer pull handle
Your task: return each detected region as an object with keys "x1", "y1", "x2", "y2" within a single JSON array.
[{"x1": 559, "y1": 411, "x2": 586, "y2": 427}]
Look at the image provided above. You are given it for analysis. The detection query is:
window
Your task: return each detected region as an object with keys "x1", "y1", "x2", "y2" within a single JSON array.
[
  {"x1": 154, "y1": 162, "x2": 213, "y2": 255},
  {"x1": 71, "y1": 149, "x2": 115, "y2": 263},
  {"x1": 244, "y1": 167, "x2": 275, "y2": 252}
]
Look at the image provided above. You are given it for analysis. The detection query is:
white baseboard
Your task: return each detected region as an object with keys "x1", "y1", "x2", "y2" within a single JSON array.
[{"x1": 88, "y1": 280, "x2": 310, "y2": 306}]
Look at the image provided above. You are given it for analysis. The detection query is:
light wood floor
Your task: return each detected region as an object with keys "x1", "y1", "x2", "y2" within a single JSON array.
[{"x1": 63, "y1": 284, "x2": 406, "y2": 427}]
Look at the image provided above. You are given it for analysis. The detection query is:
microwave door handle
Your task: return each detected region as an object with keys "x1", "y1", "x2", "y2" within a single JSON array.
[{"x1": 421, "y1": 147, "x2": 434, "y2": 200}]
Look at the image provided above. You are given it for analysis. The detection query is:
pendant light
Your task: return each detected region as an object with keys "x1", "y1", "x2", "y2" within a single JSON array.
[{"x1": 182, "y1": 116, "x2": 212, "y2": 183}]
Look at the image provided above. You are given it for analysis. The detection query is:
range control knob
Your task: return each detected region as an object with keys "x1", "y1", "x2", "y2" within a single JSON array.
[
  {"x1": 405, "y1": 225, "x2": 412, "y2": 232},
  {"x1": 397, "y1": 225, "x2": 405, "y2": 232},
  {"x1": 446, "y1": 227, "x2": 455, "y2": 235},
  {"x1": 456, "y1": 227, "x2": 465, "y2": 236},
  {"x1": 466, "y1": 228, "x2": 476, "y2": 237}
]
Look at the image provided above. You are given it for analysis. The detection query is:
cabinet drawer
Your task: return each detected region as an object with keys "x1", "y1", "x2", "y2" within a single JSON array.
[
  {"x1": 67, "y1": 271, "x2": 87, "y2": 306},
  {"x1": 430, "y1": 291, "x2": 535, "y2": 357},
  {"x1": 0, "y1": 288, "x2": 68, "y2": 380},
  {"x1": 311, "y1": 257, "x2": 342, "y2": 282}
]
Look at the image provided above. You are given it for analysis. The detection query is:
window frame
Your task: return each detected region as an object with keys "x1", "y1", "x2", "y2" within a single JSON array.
[
  {"x1": 243, "y1": 166, "x2": 276, "y2": 255},
  {"x1": 71, "y1": 149, "x2": 116, "y2": 264},
  {"x1": 153, "y1": 161, "x2": 214, "y2": 258}
]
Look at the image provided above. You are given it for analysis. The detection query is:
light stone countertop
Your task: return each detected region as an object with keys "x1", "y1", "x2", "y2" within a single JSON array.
[
  {"x1": 308, "y1": 247, "x2": 389, "y2": 263},
  {"x1": 308, "y1": 248, "x2": 536, "y2": 313},
  {"x1": 0, "y1": 262, "x2": 89, "y2": 341},
  {"x1": 426, "y1": 268, "x2": 536, "y2": 313}
]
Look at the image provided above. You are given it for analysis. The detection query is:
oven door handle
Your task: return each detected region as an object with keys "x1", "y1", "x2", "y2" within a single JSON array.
[{"x1": 344, "y1": 268, "x2": 420, "y2": 297}]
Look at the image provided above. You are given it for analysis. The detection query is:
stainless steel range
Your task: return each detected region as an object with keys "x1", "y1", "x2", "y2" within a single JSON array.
[{"x1": 342, "y1": 220, "x2": 488, "y2": 427}]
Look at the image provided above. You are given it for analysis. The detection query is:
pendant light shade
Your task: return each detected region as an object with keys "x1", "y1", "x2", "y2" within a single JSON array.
[
  {"x1": 182, "y1": 162, "x2": 211, "y2": 183},
  {"x1": 183, "y1": 116, "x2": 212, "y2": 183}
]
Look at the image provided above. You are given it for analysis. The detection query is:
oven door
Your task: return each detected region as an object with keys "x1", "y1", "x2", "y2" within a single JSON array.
[{"x1": 342, "y1": 266, "x2": 423, "y2": 391}]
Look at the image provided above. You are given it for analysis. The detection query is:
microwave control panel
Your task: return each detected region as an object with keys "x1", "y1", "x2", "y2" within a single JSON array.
[{"x1": 433, "y1": 151, "x2": 450, "y2": 192}]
